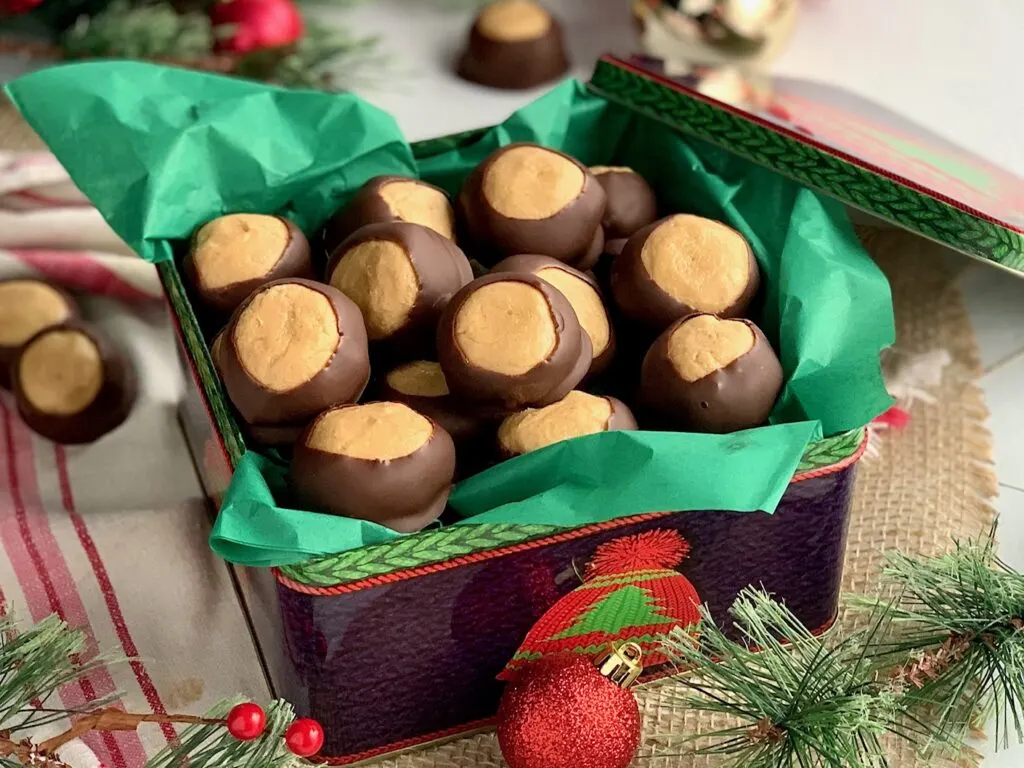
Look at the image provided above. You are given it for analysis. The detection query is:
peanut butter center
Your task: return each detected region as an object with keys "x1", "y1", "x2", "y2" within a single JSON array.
[
  {"x1": 589, "y1": 166, "x2": 634, "y2": 175},
  {"x1": 0, "y1": 281, "x2": 72, "y2": 346},
  {"x1": 536, "y1": 267, "x2": 610, "y2": 357},
  {"x1": 329, "y1": 239, "x2": 419, "y2": 341},
  {"x1": 667, "y1": 314, "x2": 755, "y2": 382},
  {"x1": 378, "y1": 181, "x2": 455, "y2": 241},
  {"x1": 483, "y1": 146, "x2": 584, "y2": 221},
  {"x1": 477, "y1": 0, "x2": 552, "y2": 41},
  {"x1": 18, "y1": 330, "x2": 103, "y2": 416},
  {"x1": 386, "y1": 361, "x2": 449, "y2": 398},
  {"x1": 640, "y1": 214, "x2": 752, "y2": 313},
  {"x1": 307, "y1": 402, "x2": 433, "y2": 460},
  {"x1": 499, "y1": 390, "x2": 612, "y2": 455},
  {"x1": 233, "y1": 283, "x2": 339, "y2": 392},
  {"x1": 193, "y1": 214, "x2": 290, "y2": 291},
  {"x1": 454, "y1": 281, "x2": 556, "y2": 376}
]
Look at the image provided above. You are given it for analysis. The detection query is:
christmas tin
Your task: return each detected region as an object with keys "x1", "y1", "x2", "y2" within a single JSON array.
[{"x1": 10, "y1": 52, "x2": 1008, "y2": 762}]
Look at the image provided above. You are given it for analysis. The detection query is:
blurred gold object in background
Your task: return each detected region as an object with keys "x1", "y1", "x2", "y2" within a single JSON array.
[{"x1": 631, "y1": 0, "x2": 798, "y2": 108}]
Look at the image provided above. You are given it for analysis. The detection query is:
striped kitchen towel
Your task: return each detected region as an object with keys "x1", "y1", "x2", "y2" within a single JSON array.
[{"x1": 0, "y1": 151, "x2": 270, "y2": 767}]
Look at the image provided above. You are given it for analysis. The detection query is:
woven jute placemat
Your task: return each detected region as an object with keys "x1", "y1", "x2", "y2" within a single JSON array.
[{"x1": 0, "y1": 103, "x2": 996, "y2": 767}]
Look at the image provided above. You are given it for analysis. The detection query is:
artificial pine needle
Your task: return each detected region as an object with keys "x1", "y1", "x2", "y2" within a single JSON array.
[
  {"x1": 660, "y1": 588, "x2": 901, "y2": 768},
  {"x1": 856, "y1": 525, "x2": 1024, "y2": 753}
]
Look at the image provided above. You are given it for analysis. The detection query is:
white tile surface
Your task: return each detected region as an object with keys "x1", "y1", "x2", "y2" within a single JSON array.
[
  {"x1": 979, "y1": 351, "x2": 1024, "y2": 493},
  {"x1": 959, "y1": 266, "x2": 1024, "y2": 373}
]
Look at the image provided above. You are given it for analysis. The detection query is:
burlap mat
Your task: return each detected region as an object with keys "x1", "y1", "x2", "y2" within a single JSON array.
[{"x1": 0, "y1": 104, "x2": 996, "y2": 767}]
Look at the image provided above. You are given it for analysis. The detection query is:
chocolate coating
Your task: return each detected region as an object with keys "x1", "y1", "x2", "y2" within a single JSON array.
[
  {"x1": 184, "y1": 215, "x2": 313, "y2": 316},
  {"x1": 290, "y1": 403, "x2": 456, "y2": 532},
  {"x1": 320, "y1": 176, "x2": 455, "y2": 259},
  {"x1": 217, "y1": 278, "x2": 370, "y2": 426},
  {"x1": 326, "y1": 221, "x2": 473, "y2": 355},
  {"x1": 490, "y1": 254, "x2": 615, "y2": 376},
  {"x1": 436, "y1": 272, "x2": 592, "y2": 413},
  {"x1": 457, "y1": 2, "x2": 569, "y2": 90},
  {"x1": 610, "y1": 215, "x2": 760, "y2": 331},
  {"x1": 12, "y1": 321, "x2": 136, "y2": 444},
  {"x1": 456, "y1": 143, "x2": 607, "y2": 266},
  {"x1": 592, "y1": 167, "x2": 659, "y2": 240},
  {"x1": 639, "y1": 314, "x2": 783, "y2": 433},
  {"x1": 568, "y1": 226, "x2": 605, "y2": 272},
  {"x1": 0, "y1": 279, "x2": 78, "y2": 390},
  {"x1": 498, "y1": 392, "x2": 638, "y2": 458},
  {"x1": 212, "y1": 327, "x2": 317, "y2": 447},
  {"x1": 245, "y1": 421, "x2": 307, "y2": 447},
  {"x1": 603, "y1": 237, "x2": 628, "y2": 259}
]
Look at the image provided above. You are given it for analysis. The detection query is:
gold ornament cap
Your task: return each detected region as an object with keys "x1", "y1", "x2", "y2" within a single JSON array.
[{"x1": 595, "y1": 642, "x2": 643, "y2": 688}]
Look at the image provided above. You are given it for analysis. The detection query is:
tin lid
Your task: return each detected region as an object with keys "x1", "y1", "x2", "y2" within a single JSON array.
[{"x1": 588, "y1": 55, "x2": 1024, "y2": 275}]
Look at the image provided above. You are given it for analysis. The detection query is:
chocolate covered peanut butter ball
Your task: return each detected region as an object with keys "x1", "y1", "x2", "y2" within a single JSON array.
[
  {"x1": 437, "y1": 273, "x2": 592, "y2": 414},
  {"x1": 457, "y1": 0, "x2": 569, "y2": 90},
  {"x1": 590, "y1": 166, "x2": 658, "y2": 241},
  {"x1": 185, "y1": 213, "x2": 313, "y2": 315},
  {"x1": 321, "y1": 176, "x2": 456, "y2": 257},
  {"x1": 326, "y1": 222, "x2": 472, "y2": 354},
  {"x1": 490, "y1": 254, "x2": 615, "y2": 376},
  {"x1": 380, "y1": 360, "x2": 484, "y2": 446},
  {"x1": 217, "y1": 279, "x2": 370, "y2": 429},
  {"x1": 611, "y1": 214, "x2": 760, "y2": 331},
  {"x1": 0, "y1": 279, "x2": 77, "y2": 389},
  {"x1": 12, "y1": 321, "x2": 135, "y2": 444},
  {"x1": 639, "y1": 313, "x2": 782, "y2": 433},
  {"x1": 290, "y1": 401, "x2": 456, "y2": 532},
  {"x1": 498, "y1": 390, "x2": 637, "y2": 457},
  {"x1": 457, "y1": 143, "x2": 606, "y2": 268}
]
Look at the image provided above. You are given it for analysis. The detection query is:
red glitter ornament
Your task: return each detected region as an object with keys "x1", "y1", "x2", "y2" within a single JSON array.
[
  {"x1": 497, "y1": 644, "x2": 643, "y2": 768},
  {"x1": 0, "y1": 0, "x2": 43, "y2": 14},
  {"x1": 226, "y1": 702, "x2": 266, "y2": 741},
  {"x1": 209, "y1": 0, "x2": 305, "y2": 54},
  {"x1": 284, "y1": 718, "x2": 325, "y2": 757}
]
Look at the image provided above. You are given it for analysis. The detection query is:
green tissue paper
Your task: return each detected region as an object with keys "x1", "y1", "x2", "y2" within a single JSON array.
[{"x1": 6, "y1": 64, "x2": 895, "y2": 567}]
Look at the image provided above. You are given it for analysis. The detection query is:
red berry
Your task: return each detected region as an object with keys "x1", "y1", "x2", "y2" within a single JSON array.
[
  {"x1": 209, "y1": 0, "x2": 305, "y2": 54},
  {"x1": 1, "y1": 0, "x2": 43, "y2": 14},
  {"x1": 285, "y1": 718, "x2": 325, "y2": 757},
  {"x1": 227, "y1": 702, "x2": 266, "y2": 741}
]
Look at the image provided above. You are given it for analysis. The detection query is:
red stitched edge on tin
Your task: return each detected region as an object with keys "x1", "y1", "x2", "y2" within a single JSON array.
[
  {"x1": 319, "y1": 718, "x2": 495, "y2": 765},
  {"x1": 275, "y1": 430, "x2": 868, "y2": 596}
]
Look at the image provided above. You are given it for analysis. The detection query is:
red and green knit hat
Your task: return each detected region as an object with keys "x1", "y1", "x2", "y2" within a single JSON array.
[{"x1": 500, "y1": 529, "x2": 702, "y2": 680}]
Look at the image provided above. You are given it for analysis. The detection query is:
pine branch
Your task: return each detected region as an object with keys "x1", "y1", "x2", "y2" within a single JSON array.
[
  {"x1": 855, "y1": 525, "x2": 1024, "y2": 752},
  {"x1": 3, "y1": 2, "x2": 384, "y2": 90},
  {"x1": 231, "y1": 21, "x2": 384, "y2": 90},
  {"x1": 0, "y1": 613, "x2": 317, "y2": 767},
  {"x1": 659, "y1": 589, "x2": 926, "y2": 768},
  {"x1": 62, "y1": 0, "x2": 215, "y2": 59},
  {"x1": 146, "y1": 699, "x2": 313, "y2": 768},
  {"x1": 38, "y1": 709, "x2": 220, "y2": 753},
  {"x1": 0, "y1": 614, "x2": 116, "y2": 735}
]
